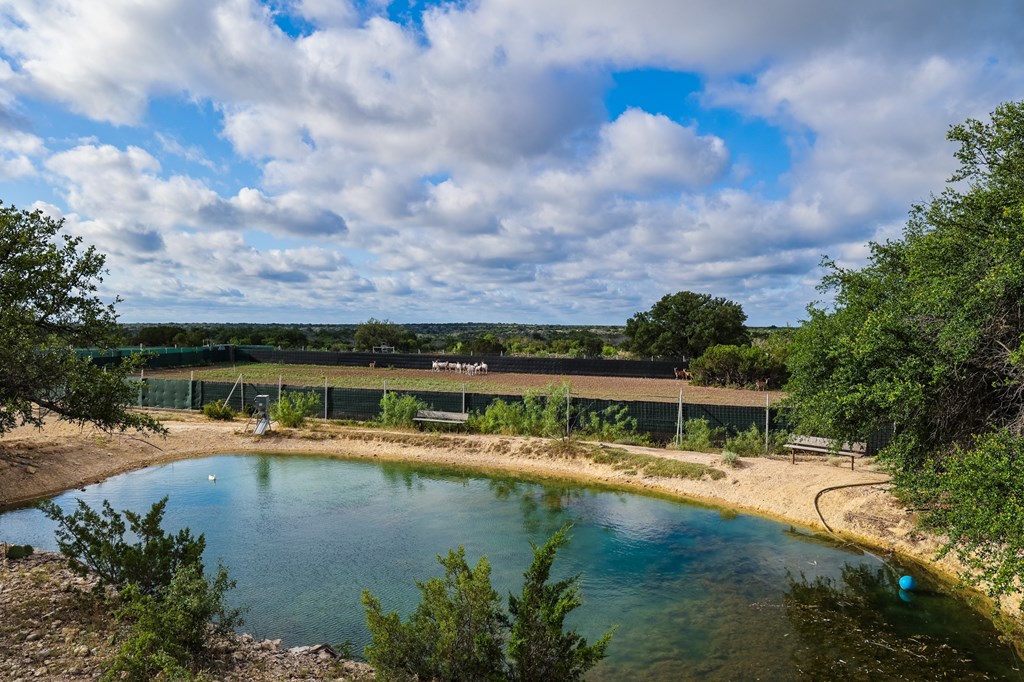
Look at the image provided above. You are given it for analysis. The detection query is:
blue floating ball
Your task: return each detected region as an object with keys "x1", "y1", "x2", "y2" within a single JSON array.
[{"x1": 899, "y1": 575, "x2": 917, "y2": 591}]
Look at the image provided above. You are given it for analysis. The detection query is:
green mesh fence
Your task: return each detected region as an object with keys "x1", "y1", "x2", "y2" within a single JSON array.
[{"x1": 136, "y1": 378, "x2": 890, "y2": 452}]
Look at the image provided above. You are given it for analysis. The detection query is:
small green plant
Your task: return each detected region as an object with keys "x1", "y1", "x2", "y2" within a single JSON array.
[
  {"x1": 724, "y1": 424, "x2": 768, "y2": 456},
  {"x1": 378, "y1": 392, "x2": 428, "y2": 428},
  {"x1": 202, "y1": 400, "x2": 235, "y2": 421},
  {"x1": 675, "y1": 418, "x2": 725, "y2": 452},
  {"x1": 577, "y1": 405, "x2": 650, "y2": 445},
  {"x1": 271, "y1": 390, "x2": 321, "y2": 428},
  {"x1": 721, "y1": 451, "x2": 740, "y2": 468},
  {"x1": 5, "y1": 544, "x2": 34, "y2": 559}
]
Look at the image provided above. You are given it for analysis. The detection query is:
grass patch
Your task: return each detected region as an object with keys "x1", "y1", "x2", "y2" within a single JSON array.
[
  {"x1": 588, "y1": 446, "x2": 726, "y2": 480},
  {"x1": 147, "y1": 362, "x2": 552, "y2": 396}
]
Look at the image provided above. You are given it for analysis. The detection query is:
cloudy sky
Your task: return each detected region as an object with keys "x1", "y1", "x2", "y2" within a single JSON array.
[{"x1": 1, "y1": 1, "x2": 1022, "y2": 326}]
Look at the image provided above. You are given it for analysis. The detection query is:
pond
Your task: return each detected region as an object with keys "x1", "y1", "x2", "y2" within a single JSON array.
[{"x1": 1, "y1": 454, "x2": 1020, "y2": 680}]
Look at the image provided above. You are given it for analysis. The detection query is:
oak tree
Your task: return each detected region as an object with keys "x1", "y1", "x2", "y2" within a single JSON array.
[
  {"x1": 624, "y1": 291, "x2": 748, "y2": 359},
  {"x1": 0, "y1": 202, "x2": 162, "y2": 436}
]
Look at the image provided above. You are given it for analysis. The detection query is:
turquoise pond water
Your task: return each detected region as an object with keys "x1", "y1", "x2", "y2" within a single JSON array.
[{"x1": 1, "y1": 454, "x2": 1021, "y2": 680}]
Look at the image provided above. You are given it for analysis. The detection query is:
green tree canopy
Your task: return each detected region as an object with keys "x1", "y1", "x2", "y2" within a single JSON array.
[
  {"x1": 785, "y1": 101, "x2": 1024, "y2": 475},
  {"x1": 784, "y1": 102, "x2": 1024, "y2": 603},
  {"x1": 0, "y1": 203, "x2": 162, "y2": 436},
  {"x1": 354, "y1": 318, "x2": 417, "y2": 352},
  {"x1": 623, "y1": 291, "x2": 749, "y2": 359}
]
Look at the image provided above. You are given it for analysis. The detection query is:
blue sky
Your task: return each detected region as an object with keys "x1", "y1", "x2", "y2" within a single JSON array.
[{"x1": 1, "y1": 1, "x2": 1022, "y2": 326}]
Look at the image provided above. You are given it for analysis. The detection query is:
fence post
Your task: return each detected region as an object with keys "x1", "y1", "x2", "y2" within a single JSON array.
[
  {"x1": 676, "y1": 388, "x2": 684, "y2": 446},
  {"x1": 462, "y1": 384, "x2": 466, "y2": 413},
  {"x1": 278, "y1": 375, "x2": 282, "y2": 404},
  {"x1": 189, "y1": 371, "x2": 194, "y2": 411},
  {"x1": 324, "y1": 377, "x2": 328, "y2": 421},
  {"x1": 566, "y1": 386, "x2": 571, "y2": 438},
  {"x1": 764, "y1": 394, "x2": 770, "y2": 454}
]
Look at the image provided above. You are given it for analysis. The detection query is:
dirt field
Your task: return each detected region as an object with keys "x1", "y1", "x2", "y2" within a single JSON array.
[{"x1": 146, "y1": 363, "x2": 785, "y2": 406}]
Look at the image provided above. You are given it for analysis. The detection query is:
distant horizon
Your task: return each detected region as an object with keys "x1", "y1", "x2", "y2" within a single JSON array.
[{"x1": 115, "y1": 319, "x2": 794, "y2": 329}]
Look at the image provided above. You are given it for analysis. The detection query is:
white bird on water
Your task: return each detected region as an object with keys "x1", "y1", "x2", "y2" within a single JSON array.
[{"x1": 208, "y1": 474, "x2": 216, "y2": 481}]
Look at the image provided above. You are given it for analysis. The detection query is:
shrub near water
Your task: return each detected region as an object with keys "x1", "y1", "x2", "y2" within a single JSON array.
[
  {"x1": 38, "y1": 497, "x2": 242, "y2": 681},
  {"x1": 577, "y1": 405, "x2": 650, "y2": 446},
  {"x1": 271, "y1": 390, "x2": 321, "y2": 428},
  {"x1": 724, "y1": 424, "x2": 770, "y2": 456},
  {"x1": 675, "y1": 418, "x2": 725, "y2": 452},
  {"x1": 363, "y1": 526, "x2": 613, "y2": 682},
  {"x1": 378, "y1": 392, "x2": 428, "y2": 427}
]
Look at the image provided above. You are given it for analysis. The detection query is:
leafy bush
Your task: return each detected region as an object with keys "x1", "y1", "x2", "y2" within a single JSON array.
[
  {"x1": 105, "y1": 562, "x2": 242, "y2": 682},
  {"x1": 721, "y1": 451, "x2": 740, "y2": 468},
  {"x1": 675, "y1": 418, "x2": 725, "y2": 452},
  {"x1": 724, "y1": 424, "x2": 769, "y2": 456},
  {"x1": 202, "y1": 400, "x2": 235, "y2": 421},
  {"x1": 577, "y1": 405, "x2": 649, "y2": 445},
  {"x1": 363, "y1": 547, "x2": 506, "y2": 682},
  {"x1": 471, "y1": 398, "x2": 530, "y2": 435},
  {"x1": 915, "y1": 431, "x2": 1024, "y2": 600},
  {"x1": 363, "y1": 527, "x2": 613, "y2": 682},
  {"x1": 271, "y1": 390, "x2": 321, "y2": 428},
  {"x1": 378, "y1": 392, "x2": 428, "y2": 428},
  {"x1": 39, "y1": 496, "x2": 204, "y2": 595},
  {"x1": 5, "y1": 544, "x2": 33, "y2": 559},
  {"x1": 508, "y1": 526, "x2": 614, "y2": 682},
  {"x1": 474, "y1": 383, "x2": 571, "y2": 439},
  {"x1": 39, "y1": 497, "x2": 242, "y2": 680}
]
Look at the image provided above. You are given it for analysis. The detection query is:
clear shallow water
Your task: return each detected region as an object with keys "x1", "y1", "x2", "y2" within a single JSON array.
[{"x1": 1, "y1": 454, "x2": 1021, "y2": 680}]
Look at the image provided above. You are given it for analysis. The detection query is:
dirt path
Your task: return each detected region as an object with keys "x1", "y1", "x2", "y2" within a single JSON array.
[{"x1": 1, "y1": 410, "x2": 1019, "y2": 626}]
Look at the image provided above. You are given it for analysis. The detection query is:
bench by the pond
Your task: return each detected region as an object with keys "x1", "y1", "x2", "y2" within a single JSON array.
[
  {"x1": 413, "y1": 410, "x2": 469, "y2": 426},
  {"x1": 784, "y1": 435, "x2": 867, "y2": 470}
]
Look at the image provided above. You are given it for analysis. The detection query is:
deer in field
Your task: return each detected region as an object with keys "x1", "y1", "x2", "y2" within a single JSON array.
[
  {"x1": 674, "y1": 367, "x2": 691, "y2": 380},
  {"x1": 755, "y1": 378, "x2": 769, "y2": 391},
  {"x1": 369, "y1": 361, "x2": 376, "y2": 369}
]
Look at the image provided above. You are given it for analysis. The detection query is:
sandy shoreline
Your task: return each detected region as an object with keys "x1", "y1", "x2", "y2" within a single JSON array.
[{"x1": 1, "y1": 409, "x2": 1020, "y2": 633}]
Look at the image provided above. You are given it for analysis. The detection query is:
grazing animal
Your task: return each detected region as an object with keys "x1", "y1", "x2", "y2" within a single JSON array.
[
  {"x1": 674, "y1": 368, "x2": 691, "y2": 380},
  {"x1": 755, "y1": 378, "x2": 769, "y2": 391},
  {"x1": 369, "y1": 361, "x2": 376, "y2": 369}
]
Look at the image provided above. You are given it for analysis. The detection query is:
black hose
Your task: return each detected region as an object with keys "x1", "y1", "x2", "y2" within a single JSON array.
[{"x1": 814, "y1": 477, "x2": 892, "y2": 533}]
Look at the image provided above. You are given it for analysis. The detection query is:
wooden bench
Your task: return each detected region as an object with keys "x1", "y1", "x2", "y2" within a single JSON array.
[
  {"x1": 784, "y1": 435, "x2": 868, "y2": 470},
  {"x1": 413, "y1": 410, "x2": 469, "y2": 426}
]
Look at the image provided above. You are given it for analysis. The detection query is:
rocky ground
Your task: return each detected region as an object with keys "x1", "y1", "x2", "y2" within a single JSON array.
[{"x1": 0, "y1": 551, "x2": 374, "y2": 681}]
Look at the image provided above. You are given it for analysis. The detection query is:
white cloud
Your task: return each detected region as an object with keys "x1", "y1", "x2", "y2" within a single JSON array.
[{"x1": 2, "y1": 0, "x2": 1022, "y2": 324}]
